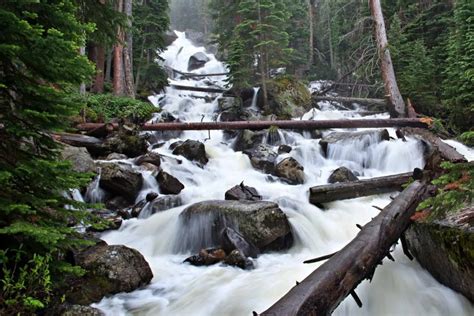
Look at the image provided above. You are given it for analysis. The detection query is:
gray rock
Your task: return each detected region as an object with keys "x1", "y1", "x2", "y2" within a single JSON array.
[
  {"x1": 105, "y1": 153, "x2": 128, "y2": 160},
  {"x1": 157, "y1": 171, "x2": 184, "y2": 195},
  {"x1": 102, "y1": 130, "x2": 148, "y2": 158},
  {"x1": 172, "y1": 139, "x2": 208, "y2": 166},
  {"x1": 274, "y1": 157, "x2": 305, "y2": 185},
  {"x1": 319, "y1": 129, "x2": 390, "y2": 156},
  {"x1": 179, "y1": 200, "x2": 293, "y2": 253},
  {"x1": 105, "y1": 196, "x2": 130, "y2": 211},
  {"x1": 223, "y1": 250, "x2": 254, "y2": 270},
  {"x1": 243, "y1": 144, "x2": 278, "y2": 174},
  {"x1": 217, "y1": 96, "x2": 242, "y2": 112},
  {"x1": 188, "y1": 52, "x2": 210, "y2": 71},
  {"x1": 225, "y1": 182, "x2": 262, "y2": 201},
  {"x1": 135, "y1": 152, "x2": 161, "y2": 168},
  {"x1": 61, "y1": 145, "x2": 96, "y2": 173},
  {"x1": 221, "y1": 227, "x2": 260, "y2": 258},
  {"x1": 99, "y1": 163, "x2": 143, "y2": 202},
  {"x1": 68, "y1": 243, "x2": 153, "y2": 305},
  {"x1": 233, "y1": 130, "x2": 265, "y2": 152},
  {"x1": 58, "y1": 304, "x2": 104, "y2": 316},
  {"x1": 327, "y1": 167, "x2": 359, "y2": 183},
  {"x1": 278, "y1": 144, "x2": 292, "y2": 154},
  {"x1": 150, "y1": 195, "x2": 183, "y2": 213}
]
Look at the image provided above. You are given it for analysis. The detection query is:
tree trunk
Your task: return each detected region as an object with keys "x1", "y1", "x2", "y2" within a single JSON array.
[
  {"x1": 169, "y1": 84, "x2": 226, "y2": 93},
  {"x1": 79, "y1": 46, "x2": 86, "y2": 95},
  {"x1": 257, "y1": 0, "x2": 269, "y2": 110},
  {"x1": 309, "y1": 172, "x2": 415, "y2": 205},
  {"x1": 76, "y1": 118, "x2": 430, "y2": 132},
  {"x1": 134, "y1": 37, "x2": 146, "y2": 93},
  {"x1": 113, "y1": 0, "x2": 125, "y2": 96},
  {"x1": 369, "y1": 0, "x2": 406, "y2": 118},
  {"x1": 308, "y1": 0, "x2": 315, "y2": 68},
  {"x1": 123, "y1": 0, "x2": 135, "y2": 98},
  {"x1": 312, "y1": 95, "x2": 386, "y2": 107},
  {"x1": 261, "y1": 181, "x2": 429, "y2": 315},
  {"x1": 93, "y1": 45, "x2": 106, "y2": 93},
  {"x1": 105, "y1": 47, "x2": 113, "y2": 83}
]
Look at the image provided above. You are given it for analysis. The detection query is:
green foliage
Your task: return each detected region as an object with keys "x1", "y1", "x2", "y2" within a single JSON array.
[
  {"x1": 459, "y1": 131, "x2": 474, "y2": 147},
  {"x1": 417, "y1": 162, "x2": 473, "y2": 221},
  {"x1": 71, "y1": 93, "x2": 158, "y2": 123}
]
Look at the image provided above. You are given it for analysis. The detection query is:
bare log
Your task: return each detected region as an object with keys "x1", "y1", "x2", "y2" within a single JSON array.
[
  {"x1": 401, "y1": 127, "x2": 466, "y2": 163},
  {"x1": 169, "y1": 84, "x2": 227, "y2": 94},
  {"x1": 165, "y1": 66, "x2": 229, "y2": 78},
  {"x1": 76, "y1": 118, "x2": 429, "y2": 132},
  {"x1": 309, "y1": 172, "x2": 414, "y2": 205},
  {"x1": 312, "y1": 95, "x2": 386, "y2": 107},
  {"x1": 369, "y1": 0, "x2": 406, "y2": 118},
  {"x1": 53, "y1": 133, "x2": 103, "y2": 149},
  {"x1": 261, "y1": 181, "x2": 428, "y2": 316}
]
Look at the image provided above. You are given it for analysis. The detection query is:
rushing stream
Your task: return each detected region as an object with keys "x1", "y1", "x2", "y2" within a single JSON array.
[{"x1": 93, "y1": 31, "x2": 474, "y2": 315}]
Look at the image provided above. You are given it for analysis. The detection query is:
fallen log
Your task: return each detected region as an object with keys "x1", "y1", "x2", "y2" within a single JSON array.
[
  {"x1": 169, "y1": 84, "x2": 227, "y2": 94},
  {"x1": 309, "y1": 172, "x2": 415, "y2": 205},
  {"x1": 53, "y1": 133, "x2": 103, "y2": 149},
  {"x1": 261, "y1": 181, "x2": 428, "y2": 316},
  {"x1": 401, "y1": 127, "x2": 466, "y2": 163},
  {"x1": 85, "y1": 122, "x2": 115, "y2": 138},
  {"x1": 312, "y1": 96, "x2": 386, "y2": 107},
  {"x1": 76, "y1": 118, "x2": 429, "y2": 132},
  {"x1": 165, "y1": 66, "x2": 228, "y2": 78}
]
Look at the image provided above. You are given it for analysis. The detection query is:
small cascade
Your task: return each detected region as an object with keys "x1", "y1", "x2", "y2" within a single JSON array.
[
  {"x1": 135, "y1": 171, "x2": 160, "y2": 203},
  {"x1": 249, "y1": 87, "x2": 260, "y2": 111},
  {"x1": 85, "y1": 168, "x2": 106, "y2": 204}
]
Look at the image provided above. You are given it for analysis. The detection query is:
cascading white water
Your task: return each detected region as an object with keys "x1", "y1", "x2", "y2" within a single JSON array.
[{"x1": 94, "y1": 31, "x2": 474, "y2": 315}]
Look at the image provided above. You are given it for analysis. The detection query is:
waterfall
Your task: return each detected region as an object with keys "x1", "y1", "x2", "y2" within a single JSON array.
[{"x1": 93, "y1": 31, "x2": 474, "y2": 316}]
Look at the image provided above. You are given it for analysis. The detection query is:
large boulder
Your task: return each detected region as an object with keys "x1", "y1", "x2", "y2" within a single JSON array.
[
  {"x1": 172, "y1": 139, "x2": 208, "y2": 166},
  {"x1": 327, "y1": 167, "x2": 359, "y2": 183},
  {"x1": 187, "y1": 52, "x2": 210, "y2": 71},
  {"x1": 406, "y1": 206, "x2": 474, "y2": 302},
  {"x1": 319, "y1": 129, "x2": 390, "y2": 157},
  {"x1": 61, "y1": 145, "x2": 96, "y2": 173},
  {"x1": 233, "y1": 130, "x2": 265, "y2": 152},
  {"x1": 157, "y1": 171, "x2": 185, "y2": 195},
  {"x1": 225, "y1": 182, "x2": 262, "y2": 201},
  {"x1": 99, "y1": 163, "x2": 143, "y2": 202},
  {"x1": 243, "y1": 144, "x2": 278, "y2": 174},
  {"x1": 102, "y1": 128, "x2": 148, "y2": 158},
  {"x1": 67, "y1": 243, "x2": 153, "y2": 305},
  {"x1": 274, "y1": 157, "x2": 305, "y2": 185},
  {"x1": 178, "y1": 200, "x2": 293, "y2": 253},
  {"x1": 135, "y1": 152, "x2": 161, "y2": 168}
]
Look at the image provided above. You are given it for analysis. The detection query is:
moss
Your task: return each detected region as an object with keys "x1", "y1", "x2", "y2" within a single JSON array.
[
  {"x1": 264, "y1": 76, "x2": 312, "y2": 118},
  {"x1": 458, "y1": 131, "x2": 474, "y2": 147}
]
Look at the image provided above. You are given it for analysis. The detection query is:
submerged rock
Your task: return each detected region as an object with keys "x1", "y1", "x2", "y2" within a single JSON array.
[
  {"x1": 319, "y1": 129, "x2": 390, "y2": 156},
  {"x1": 179, "y1": 200, "x2": 293, "y2": 253},
  {"x1": 188, "y1": 52, "x2": 210, "y2": 71},
  {"x1": 68, "y1": 243, "x2": 153, "y2": 305},
  {"x1": 61, "y1": 145, "x2": 96, "y2": 173},
  {"x1": 406, "y1": 206, "x2": 474, "y2": 302},
  {"x1": 157, "y1": 171, "x2": 185, "y2": 195},
  {"x1": 327, "y1": 167, "x2": 359, "y2": 184},
  {"x1": 274, "y1": 157, "x2": 305, "y2": 185},
  {"x1": 172, "y1": 139, "x2": 208, "y2": 166},
  {"x1": 225, "y1": 182, "x2": 262, "y2": 201},
  {"x1": 99, "y1": 163, "x2": 143, "y2": 202}
]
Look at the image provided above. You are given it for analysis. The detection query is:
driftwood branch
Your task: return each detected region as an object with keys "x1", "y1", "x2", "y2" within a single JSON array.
[
  {"x1": 261, "y1": 181, "x2": 428, "y2": 315},
  {"x1": 169, "y1": 84, "x2": 227, "y2": 94},
  {"x1": 309, "y1": 172, "x2": 415, "y2": 205},
  {"x1": 76, "y1": 118, "x2": 429, "y2": 132},
  {"x1": 312, "y1": 95, "x2": 386, "y2": 107}
]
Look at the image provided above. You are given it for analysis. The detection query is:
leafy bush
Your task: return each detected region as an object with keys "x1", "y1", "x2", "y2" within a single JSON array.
[{"x1": 459, "y1": 131, "x2": 474, "y2": 147}]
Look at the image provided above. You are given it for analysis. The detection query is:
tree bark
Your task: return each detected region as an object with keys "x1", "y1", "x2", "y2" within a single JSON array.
[
  {"x1": 312, "y1": 95, "x2": 386, "y2": 107},
  {"x1": 76, "y1": 118, "x2": 430, "y2": 132},
  {"x1": 113, "y1": 0, "x2": 125, "y2": 96},
  {"x1": 257, "y1": 0, "x2": 269, "y2": 110},
  {"x1": 261, "y1": 181, "x2": 429, "y2": 316},
  {"x1": 123, "y1": 0, "x2": 135, "y2": 98},
  {"x1": 369, "y1": 0, "x2": 406, "y2": 118},
  {"x1": 308, "y1": 0, "x2": 315, "y2": 68},
  {"x1": 309, "y1": 172, "x2": 415, "y2": 205},
  {"x1": 92, "y1": 45, "x2": 106, "y2": 93}
]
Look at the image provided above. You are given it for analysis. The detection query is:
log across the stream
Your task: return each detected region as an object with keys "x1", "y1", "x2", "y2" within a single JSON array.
[
  {"x1": 311, "y1": 95, "x2": 386, "y2": 107},
  {"x1": 261, "y1": 181, "x2": 428, "y2": 316},
  {"x1": 76, "y1": 118, "x2": 429, "y2": 132},
  {"x1": 309, "y1": 172, "x2": 414, "y2": 205}
]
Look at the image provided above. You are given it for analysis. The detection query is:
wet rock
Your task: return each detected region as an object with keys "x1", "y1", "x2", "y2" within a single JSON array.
[
  {"x1": 327, "y1": 167, "x2": 359, "y2": 184},
  {"x1": 106, "y1": 153, "x2": 128, "y2": 160},
  {"x1": 274, "y1": 157, "x2": 305, "y2": 185},
  {"x1": 68, "y1": 243, "x2": 153, "y2": 305},
  {"x1": 103, "y1": 130, "x2": 148, "y2": 158},
  {"x1": 188, "y1": 52, "x2": 210, "y2": 71},
  {"x1": 233, "y1": 129, "x2": 265, "y2": 152},
  {"x1": 184, "y1": 248, "x2": 227, "y2": 267},
  {"x1": 148, "y1": 111, "x2": 182, "y2": 142},
  {"x1": 61, "y1": 145, "x2": 96, "y2": 173},
  {"x1": 146, "y1": 192, "x2": 159, "y2": 202},
  {"x1": 172, "y1": 139, "x2": 208, "y2": 166},
  {"x1": 56, "y1": 304, "x2": 104, "y2": 316},
  {"x1": 169, "y1": 140, "x2": 183, "y2": 151},
  {"x1": 223, "y1": 250, "x2": 254, "y2": 270},
  {"x1": 135, "y1": 152, "x2": 161, "y2": 168},
  {"x1": 139, "y1": 162, "x2": 160, "y2": 175},
  {"x1": 319, "y1": 129, "x2": 390, "y2": 156},
  {"x1": 225, "y1": 182, "x2": 262, "y2": 201},
  {"x1": 87, "y1": 210, "x2": 122, "y2": 232},
  {"x1": 164, "y1": 31, "x2": 178, "y2": 46},
  {"x1": 221, "y1": 227, "x2": 260, "y2": 258},
  {"x1": 406, "y1": 205, "x2": 474, "y2": 302},
  {"x1": 105, "y1": 196, "x2": 131, "y2": 211},
  {"x1": 278, "y1": 144, "x2": 292, "y2": 154},
  {"x1": 179, "y1": 200, "x2": 293, "y2": 253},
  {"x1": 150, "y1": 195, "x2": 183, "y2": 213},
  {"x1": 243, "y1": 144, "x2": 278, "y2": 174},
  {"x1": 99, "y1": 163, "x2": 143, "y2": 202},
  {"x1": 157, "y1": 171, "x2": 185, "y2": 195},
  {"x1": 218, "y1": 96, "x2": 242, "y2": 112},
  {"x1": 131, "y1": 200, "x2": 148, "y2": 218}
]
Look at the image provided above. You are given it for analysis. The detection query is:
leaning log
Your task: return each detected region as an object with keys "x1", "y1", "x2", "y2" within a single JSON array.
[
  {"x1": 261, "y1": 181, "x2": 428, "y2": 316},
  {"x1": 309, "y1": 172, "x2": 414, "y2": 205},
  {"x1": 76, "y1": 118, "x2": 429, "y2": 132},
  {"x1": 169, "y1": 84, "x2": 227, "y2": 94},
  {"x1": 312, "y1": 96, "x2": 386, "y2": 107}
]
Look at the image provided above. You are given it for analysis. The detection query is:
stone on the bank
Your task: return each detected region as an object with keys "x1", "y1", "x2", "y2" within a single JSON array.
[
  {"x1": 99, "y1": 163, "x2": 143, "y2": 202},
  {"x1": 274, "y1": 157, "x2": 305, "y2": 185},
  {"x1": 327, "y1": 167, "x2": 359, "y2": 183},
  {"x1": 172, "y1": 139, "x2": 208, "y2": 166},
  {"x1": 179, "y1": 200, "x2": 293, "y2": 253},
  {"x1": 225, "y1": 182, "x2": 262, "y2": 201},
  {"x1": 61, "y1": 145, "x2": 96, "y2": 173},
  {"x1": 157, "y1": 171, "x2": 184, "y2": 195}
]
